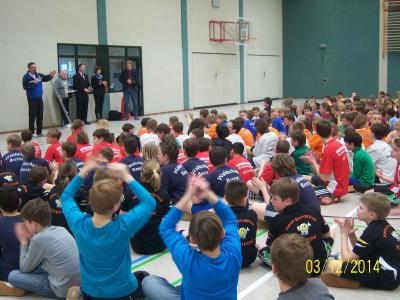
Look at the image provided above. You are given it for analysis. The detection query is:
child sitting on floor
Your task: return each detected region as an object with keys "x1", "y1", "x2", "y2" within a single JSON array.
[
  {"x1": 142, "y1": 175, "x2": 242, "y2": 300},
  {"x1": 290, "y1": 130, "x2": 312, "y2": 175},
  {"x1": 271, "y1": 234, "x2": 334, "y2": 299},
  {"x1": 20, "y1": 130, "x2": 41, "y2": 158},
  {"x1": 182, "y1": 138, "x2": 209, "y2": 176},
  {"x1": 61, "y1": 161, "x2": 156, "y2": 299},
  {"x1": 225, "y1": 180, "x2": 257, "y2": 268},
  {"x1": 321, "y1": 192, "x2": 400, "y2": 291},
  {"x1": 44, "y1": 129, "x2": 62, "y2": 163}
]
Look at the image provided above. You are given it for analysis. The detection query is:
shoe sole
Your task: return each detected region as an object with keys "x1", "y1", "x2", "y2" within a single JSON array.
[{"x1": 320, "y1": 273, "x2": 360, "y2": 289}]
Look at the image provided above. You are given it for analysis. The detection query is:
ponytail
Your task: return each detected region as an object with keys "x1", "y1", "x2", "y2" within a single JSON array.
[
  {"x1": 141, "y1": 160, "x2": 161, "y2": 191},
  {"x1": 56, "y1": 160, "x2": 77, "y2": 196}
]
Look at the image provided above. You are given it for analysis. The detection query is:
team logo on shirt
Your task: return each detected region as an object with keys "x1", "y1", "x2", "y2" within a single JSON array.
[
  {"x1": 392, "y1": 230, "x2": 400, "y2": 242},
  {"x1": 238, "y1": 227, "x2": 249, "y2": 239},
  {"x1": 297, "y1": 222, "x2": 311, "y2": 236},
  {"x1": 55, "y1": 198, "x2": 62, "y2": 209},
  {"x1": 3, "y1": 175, "x2": 14, "y2": 182}
]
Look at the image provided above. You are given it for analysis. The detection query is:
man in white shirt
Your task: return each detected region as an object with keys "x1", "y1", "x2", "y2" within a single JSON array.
[
  {"x1": 139, "y1": 119, "x2": 160, "y2": 147},
  {"x1": 368, "y1": 124, "x2": 396, "y2": 183}
]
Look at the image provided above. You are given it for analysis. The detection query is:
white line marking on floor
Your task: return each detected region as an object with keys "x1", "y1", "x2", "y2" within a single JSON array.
[{"x1": 237, "y1": 205, "x2": 358, "y2": 299}]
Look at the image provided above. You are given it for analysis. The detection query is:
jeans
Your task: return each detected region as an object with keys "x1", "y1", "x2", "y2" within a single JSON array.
[
  {"x1": 27, "y1": 97, "x2": 43, "y2": 135},
  {"x1": 142, "y1": 275, "x2": 181, "y2": 300},
  {"x1": 8, "y1": 269, "x2": 58, "y2": 298},
  {"x1": 349, "y1": 177, "x2": 361, "y2": 186},
  {"x1": 123, "y1": 89, "x2": 138, "y2": 117}
]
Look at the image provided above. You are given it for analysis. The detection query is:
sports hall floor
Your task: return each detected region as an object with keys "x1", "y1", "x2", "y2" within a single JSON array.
[{"x1": 1, "y1": 99, "x2": 399, "y2": 299}]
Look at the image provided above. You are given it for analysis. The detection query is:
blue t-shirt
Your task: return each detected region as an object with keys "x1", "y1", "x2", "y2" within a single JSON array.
[
  {"x1": 0, "y1": 215, "x2": 23, "y2": 281},
  {"x1": 61, "y1": 176, "x2": 156, "y2": 298},
  {"x1": 160, "y1": 200, "x2": 242, "y2": 300},
  {"x1": 120, "y1": 155, "x2": 144, "y2": 181},
  {"x1": 182, "y1": 158, "x2": 209, "y2": 176},
  {"x1": 244, "y1": 119, "x2": 257, "y2": 138},
  {"x1": 161, "y1": 163, "x2": 188, "y2": 203},
  {"x1": 206, "y1": 165, "x2": 241, "y2": 197},
  {"x1": 19, "y1": 157, "x2": 51, "y2": 184},
  {"x1": 2, "y1": 150, "x2": 24, "y2": 179},
  {"x1": 272, "y1": 117, "x2": 286, "y2": 134}
]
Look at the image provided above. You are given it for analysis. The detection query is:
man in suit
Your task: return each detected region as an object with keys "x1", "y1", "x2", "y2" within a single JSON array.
[
  {"x1": 119, "y1": 60, "x2": 140, "y2": 120},
  {"x1": 73, "y1": 64, "x2": 91, "y2": 124},
  {"x1": 22, "y1": 62, "x2": 56, "y2": 137}
]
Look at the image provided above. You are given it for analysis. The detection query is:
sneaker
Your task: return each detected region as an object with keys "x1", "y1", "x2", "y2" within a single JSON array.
[
  {"x1": 257, "y1": 246, "x2": 272, "y2": 267},
  {"x1": 64, "y1": 124, "x2": 72, "y2": 128},
  {"x1": 67, "y1": 286, "x2": 82, "y2": 300},
  {"x1": 0, "y1": 281, "x2": 27, "y2": 296}
]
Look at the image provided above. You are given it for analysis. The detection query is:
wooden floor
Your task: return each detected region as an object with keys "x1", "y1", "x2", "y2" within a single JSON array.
[{"x1": 1, "y1": 100, "x2": 399, "y2": 299}]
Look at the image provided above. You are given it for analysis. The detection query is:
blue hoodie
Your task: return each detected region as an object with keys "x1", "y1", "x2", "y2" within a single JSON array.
[{"x1": 22, "y1": 72, "x2": 52, "y2": 99}]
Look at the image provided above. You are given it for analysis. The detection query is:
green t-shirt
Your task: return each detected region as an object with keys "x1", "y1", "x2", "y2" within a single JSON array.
[
  {"x1": 291, "y1": 145, "x2": 311, "y2": 175},
  {"x1": 351, "y1": 146, "x2": 375, "y2": 186}
]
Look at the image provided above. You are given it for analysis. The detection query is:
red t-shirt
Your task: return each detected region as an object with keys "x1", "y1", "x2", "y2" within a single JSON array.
[
  {"x1": 260, "y1": 163, "x2": 280, "y2": 185},
  {"x1": 66, "y1": 134, "x2": 76, "y2": 143},
  {"x1": 44, "y1": 142, "x2": 62, "y2": 163},
  {"x1": 32, "y1": 142, "x2": 42, "y2": 158},
  {"x1": 227, "y1": 155, "x2": 254, "y2": 183},
  {"x1": 75, "y1": 144, "x2": 93, "y2": 162},
  {"x1": 110, "y1": 144, "x2": 122, "y2": 162},
  {"x1": 319, "y1": 139, "x2": 349, "y2": 197},
  {"x1": 119, "y1": 146, "x2": 126, "y2": 159},
  {"x1": 196, "y1": 151, "x2": 213, "y2": 172},
  {"x1": 177, "y1": 149, "x2": 186, "y2": 165},
  {"x1": 92, "y1": 142, "x2": 113, "y2": 156}
]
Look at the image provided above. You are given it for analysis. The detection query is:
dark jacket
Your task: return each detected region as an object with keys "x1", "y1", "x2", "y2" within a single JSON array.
[
  {"x1": 73, "y1": 73, "x2": 91, "y2": 96},
  {"x1": 22, "y1": 72, "x2": 52, "y2": 98},
  {"x1": 119, "y1": 69, "x2": 139, "y2": 91},
  {"x1": 91, "y1": 75, "x2": 106, "y2": 96}
]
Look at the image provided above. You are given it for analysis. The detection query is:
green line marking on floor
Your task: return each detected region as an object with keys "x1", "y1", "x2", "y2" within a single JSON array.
[{"x1": 131, "y1": 250, "x2": 169, "y2": 271}]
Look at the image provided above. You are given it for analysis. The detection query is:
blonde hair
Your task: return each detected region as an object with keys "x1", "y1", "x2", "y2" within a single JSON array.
[
  {"x1": 97, "y1": 119, "x2": 110, "y2": 130},
  {"x1": 142, "y1": 143, "x2": 160, "y2": 162},
  {"x1": 141, "y1": 160, "x2": 161, "y2": 191}
]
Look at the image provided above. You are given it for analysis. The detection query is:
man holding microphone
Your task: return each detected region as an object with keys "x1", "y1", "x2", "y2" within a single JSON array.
[{"x1": 22, "y1": 62, "x2": 56, "y2": 137}]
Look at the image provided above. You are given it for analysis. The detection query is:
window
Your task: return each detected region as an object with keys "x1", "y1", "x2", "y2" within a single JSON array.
[{"x1": 57, "y1": 44, "x2": 142, "y2": 93}]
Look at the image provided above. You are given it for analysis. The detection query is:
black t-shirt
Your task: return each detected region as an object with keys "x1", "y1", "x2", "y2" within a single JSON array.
[
  {"x1": 206, "y1": 165, "x2": 241, "y2": 197},
  {"x1": 48, "y1": 185, "x2": 88, "y2": 234},
  {"x1": 19, "y1": 157, "x2": 51, "y2": 184},
  {"x1": 182, "y1": 157, "x2": 209, "y2": 176},
  {"x1": 267, "y1": 202, "x2": 330, "y2": 275},
  {"x1": 231, "y1": 206, "x2": 258, "y2": 268},
  {"x1": 0, "y1": 215, "x2": 22, "y2": 281},
  {"x1": 120, "y1": 182, "x2": 170, "y2": 255},
  {"x1": 120, "y1": 155, "x2": 144, "y2": 181},
  {"x1": 353, "y1": 220, "x2": 400, "y2": 277},
  {"x1": 161, "y1": 163, "x2": 188, "y2": 203},
  {"x1": 18, "y1": 182, "x2": 50, "y2": 209}
]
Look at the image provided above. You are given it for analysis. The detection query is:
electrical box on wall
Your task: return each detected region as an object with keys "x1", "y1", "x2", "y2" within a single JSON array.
[{"x1": 212, "y1": 0, "x2": 220, "y2": 8}]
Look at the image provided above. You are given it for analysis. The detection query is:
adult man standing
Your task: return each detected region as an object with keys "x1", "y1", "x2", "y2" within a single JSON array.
[
  {"x1": 73, "y1": 64, "x2": 91, "y2": 124},
  {"x1": 119, "y1": 60, "x2": 140, "y2": 120},
  {"x1": 53, "y1": 70, "x2": 71, "y2": 127},
  {"x1": 22, "y1": 62, "x2": 56, "y2": 137}
]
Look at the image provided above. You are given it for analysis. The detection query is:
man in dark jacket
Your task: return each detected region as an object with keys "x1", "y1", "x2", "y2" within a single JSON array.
[
  {"x1": 22, "y1": 62, "x2": 56, "y2": 137},
  {"x1": 119, "y1": 60, "x2": 140, "y2": 120},
  {"x1": 73, "y1": 64, "x2": 91, "y2": 124}
]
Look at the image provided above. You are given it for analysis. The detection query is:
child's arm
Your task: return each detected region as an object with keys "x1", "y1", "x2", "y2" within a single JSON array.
[
  {"x1": 335, "y1": 218, "x2": 359, "y2": 261},
  {"x1": 376, "y1": 169, "x2": 395, "y2": 184},
  {"x1": 15, "y1": 224, "x2": 44, "y2": 273}
]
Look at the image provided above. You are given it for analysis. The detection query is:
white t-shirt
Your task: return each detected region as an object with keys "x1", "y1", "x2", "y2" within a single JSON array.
[
  {"x1": 140, "y1": 133, "x2": 160, "y2": 147},
  {"x1": 367, "y1": 140, "x2": 397, "y2": 183},
  {"x1": 226, "y1": 134, "x2": 245, "y2": 146},
  {"x1": 176, "y1": 134, "x2": 189, "y2": 148}
]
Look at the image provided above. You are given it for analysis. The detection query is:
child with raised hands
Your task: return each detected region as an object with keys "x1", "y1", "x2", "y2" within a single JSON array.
[
  {"x1": 61, "y1": 159, "x2": 156, "y2": 300},
  {"x1": 142, "y1": 174, "x2": 242, "y2": 300}
]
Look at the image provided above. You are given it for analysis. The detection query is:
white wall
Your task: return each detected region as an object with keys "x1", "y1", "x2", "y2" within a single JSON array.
[
  {"x1": 0, "y1": 0, "x2": 98, "y2": 132},
  {"x1": 106, "y1": 0, "x2": 183, "y2": 114}
]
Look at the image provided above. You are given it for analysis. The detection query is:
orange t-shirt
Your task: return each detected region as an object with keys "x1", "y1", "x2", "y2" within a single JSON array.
[
  {"x1": 269, "y1": 127, "x2": 280, "y2": 138},
  {"x1": 309, "y1": 133, "x2": 323, "y2": 160},
  {"x1": 304, "y1": 129, "x2": 313, "y2": 141},
  {"x1": 138, "y1": 128, "x2": 148, "y2": 136},
  {"x1": 356, "y1": 128, "x2": 373, "y2": 149},
  {"x1": 239, "y1": 128, "x2": 255, "y2": 147},
  {"x1": 208, "y1": 124, "x2": 217, "y2": 139}
]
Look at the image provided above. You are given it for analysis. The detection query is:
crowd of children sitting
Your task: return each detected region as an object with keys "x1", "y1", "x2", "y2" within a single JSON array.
[{"x1": 0, "y1": 92, "x2": 399, "y2": 299}]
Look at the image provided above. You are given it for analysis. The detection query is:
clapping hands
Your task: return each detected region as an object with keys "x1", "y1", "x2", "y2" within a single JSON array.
[
  {"x1": 15, "y1": 223, "x2": 32, "y2": 246},
  {"x1": 334, "y1": 218, "x2": 357, "y2": 236}
]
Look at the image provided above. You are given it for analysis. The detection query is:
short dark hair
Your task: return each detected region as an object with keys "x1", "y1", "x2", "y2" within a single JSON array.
[
  {"x1": 209, "y1": 146, "x2": 227, "y2": 166},
  {"x1": 100, "y1": 147, "x2": 114, "y2": 162},
  {"x1": 199, "y1": 109, "x2": 209, "y2": 119},
  {"x1": 155, "y1": 123, "x2": 171, "y2": 135},
  {"x1": 20, "y1": 130, "x2": 33, "y2": 142},
  {"x1": 141, "y1": 117, "x2": 150, "y2": 127},
  {"x1": 370, "y1": 123, "x2": 389, "y2": 140},
  {"x1": 78, "y1": 63, "x2": 86, "y2": 69},
  {"x1": 93, "y1": 128, "x2": 110, "y2": 140},
  {"x1": 263, "y1": 97, "x2": 272, "y2": 106},
  {"x1": 216, "y1": 125, "x2": 230, "y2": 139},
  {"x1": 234, "y1": 117, "x2": 245, "y2": 129},
  {"x1": 230, "y1": 119, "x2": 242, "y2": 133},
  {"x1": 255, "y1": 118, "x2": 268, "y2": 134},
  {"x1": 183, "y1": 138, "x2": 199, "y2": 158},
  {"x1": 271, "y1": 154, "x2": 296, "y2": 177},
  {"x1": 76, "y1": 131, "x2": 90, "y2": 144},
  {"x1": 232, "y1": 142, "x2": 244, "y2": 155},
  {"x1": 191, "y1": 128, "x2": 204, "y2": 139},
  {"x1": 387, "y1": 108, "x2": 396, "y2": 118},
  {"x1": 189, "y1": 211, "x2": 223, "y2": 251},
  {"x1": 172, "y1": 122, "x2": 184, "y2": 134},
  {"x1": 146, "y1": 119, "x2": 158, "y2": 131},
  {"x1": 0, "y1": 187, "x2": 19, "y2": 212},
  {"x1": 27, "y1": 62, "x2": 36, "y2": 68},
  {"x1": 22, "y1": 142, "x2": 36, "y2": 159},
  {"x1": 224, "y1": 180, "x2": 248, "y2": 206},
  {"x1": 123, "y1": 136, "x2": 139, "y2": 155},
  {"x1": 344, "y1": 132, "x2": 362, "y2": 147},
  {"x1": 27, "y1": 166, "x2": 48, "y2": 183},
  {"x1": 122, "y1": 123, "x2": 134, "y2": 132},
  {"x1": 160, "y1": 141, "x2": 179, "y2": 162},
  {"x1": 291, "y1": 130, "x2": 306, "y2": 147},
  {"x1": 21, "y1": 198, "x2": 51, "y2": 227},
  {"x1": 198, "y1": 137, "x2": 211, "y2": 152},
  {"x1": 6, "y1": 134, "x2": 22, "y2": 149},
  {"x1": 169, "y1": 116, "x2": 179, "y2": 125},
  {"x1": 62, "y1": 142, "x2": 77, "y2": 158},
  {"x1": 270, "y1": 177, "x2": 299, "y2": 203},
  {"x1": 189, "y1": 118, "x2": 206, "y2": 132},
  {"x1": 275, "y1": 140, "x2": 290, "y2": 154},
  {"x1": 315, "y1": 119, "x2": 332, "y2": 138},
  {"x1": 271, "y1": 234, "x2": 313, "y2": 287}
]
